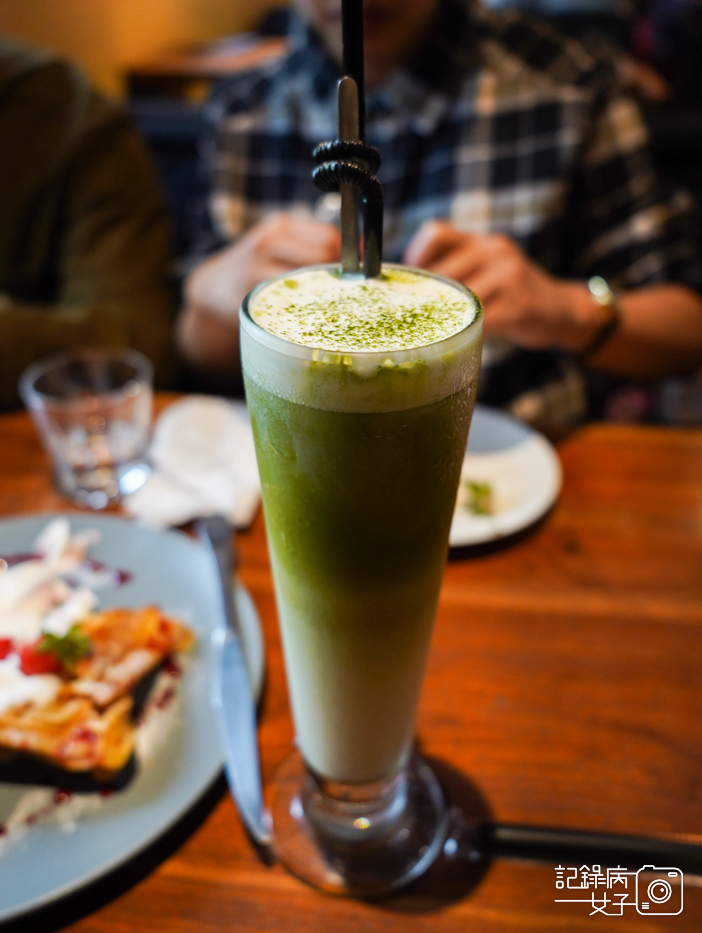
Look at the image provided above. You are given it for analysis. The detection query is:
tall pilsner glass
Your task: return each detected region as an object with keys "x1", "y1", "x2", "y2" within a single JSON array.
[{"x1": 241, "y1": 264, "x2": 482, "y2": 895}]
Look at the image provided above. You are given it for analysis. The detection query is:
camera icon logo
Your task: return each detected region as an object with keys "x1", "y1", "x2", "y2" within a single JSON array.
[{"x1": 636, "y1": 866, "x2": 683, "y2": 915}]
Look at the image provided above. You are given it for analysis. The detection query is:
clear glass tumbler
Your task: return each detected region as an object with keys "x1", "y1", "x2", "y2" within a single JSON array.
[
  {"x1": 19, "y1": 347, "x2": 153, "y2": 509},
  {"x1": 241, "y1": 264, "x2": 483, "y2": 895}
]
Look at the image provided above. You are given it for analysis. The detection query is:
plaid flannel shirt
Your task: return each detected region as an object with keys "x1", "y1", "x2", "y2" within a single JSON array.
[{"x1": 202, "y1": 0, "x2": 702, "y2": 428}]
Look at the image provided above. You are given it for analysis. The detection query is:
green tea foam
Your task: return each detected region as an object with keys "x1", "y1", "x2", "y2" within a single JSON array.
[
  {"x1": 249, "y1": 266, "x2": 478, "y2": 352},
  {"x1": 242, "y1": 264, "x2": 482, "y2": 413}
]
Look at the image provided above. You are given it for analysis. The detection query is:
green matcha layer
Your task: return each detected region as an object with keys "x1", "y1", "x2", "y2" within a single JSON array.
[{"x1": 245, "y1": 381, "x2": 475, "y2": 782}]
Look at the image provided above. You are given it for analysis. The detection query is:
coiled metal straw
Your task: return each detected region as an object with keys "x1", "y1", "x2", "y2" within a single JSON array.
[{"x1": 312, "y1": 0, "x2": 384, "y2": 278}]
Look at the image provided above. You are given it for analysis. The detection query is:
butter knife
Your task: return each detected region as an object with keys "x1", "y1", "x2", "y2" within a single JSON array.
[{"x1": 196, "y1": 515, "x2": 272, "y2": 854}]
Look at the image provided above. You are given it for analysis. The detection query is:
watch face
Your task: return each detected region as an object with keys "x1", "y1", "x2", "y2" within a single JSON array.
[{"x1": 588, "y1": 275, "x2": 615, "y2": 306}]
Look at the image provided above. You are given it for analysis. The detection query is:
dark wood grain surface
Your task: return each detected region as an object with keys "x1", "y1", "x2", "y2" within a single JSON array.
[{"x1": 1, "y1": 400, "x2": 700, "y2": 931}]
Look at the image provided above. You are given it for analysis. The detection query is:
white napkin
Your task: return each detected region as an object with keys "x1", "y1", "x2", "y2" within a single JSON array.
[{"x1": 124, "y1": 396, "x2": 260, "y2": 530}]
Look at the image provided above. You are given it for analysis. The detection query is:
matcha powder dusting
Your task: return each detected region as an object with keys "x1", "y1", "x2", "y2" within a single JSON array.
[{"x1": 249, "y1": 266, "x2": 479, "y2": 352}]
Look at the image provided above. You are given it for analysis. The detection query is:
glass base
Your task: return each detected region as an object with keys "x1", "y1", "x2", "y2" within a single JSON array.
[
  {"x1": 56, "y1": 460, "x2": 150, "y2": 510},
  {"x1": 268, "y1": 748, "x2": 448, "y2": 897}
]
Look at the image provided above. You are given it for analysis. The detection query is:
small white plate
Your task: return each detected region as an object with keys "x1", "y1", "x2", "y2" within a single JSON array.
[
  {"x1": 449, "y1": 405, "x2": 562, "y2": 547},
  {"x1": 0, "y1": 512, "x2": 263, "y2": 924}
]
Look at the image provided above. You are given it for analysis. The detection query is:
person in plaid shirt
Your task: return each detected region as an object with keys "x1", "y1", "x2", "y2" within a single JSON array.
[{"x1": 176, "y1": 0, "x2": 702, "y2": 429}]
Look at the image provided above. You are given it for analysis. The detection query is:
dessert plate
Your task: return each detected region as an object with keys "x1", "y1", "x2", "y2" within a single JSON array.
[
  {"x1": 449, "y1": 405, "x2": 562, "y2": 547},
  {"x1": 0, "y1": 512, "x2": 263, "y2": 923}
]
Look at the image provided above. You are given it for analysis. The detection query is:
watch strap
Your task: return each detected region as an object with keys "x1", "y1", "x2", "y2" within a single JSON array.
[{"x1": 577, "y1": 276, "x2": 621, "y2": 360}]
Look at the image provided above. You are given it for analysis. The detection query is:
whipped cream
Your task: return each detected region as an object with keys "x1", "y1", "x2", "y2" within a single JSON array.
[
  {"x1": 0, "y1": 519, "x2": 109, "y2": 644},
  {"x1": 0, "y1": 518, "x2": 125, "y2": 716},
  {"x1": 0, "y1": 656, "x2": 61, "y2": 716}
]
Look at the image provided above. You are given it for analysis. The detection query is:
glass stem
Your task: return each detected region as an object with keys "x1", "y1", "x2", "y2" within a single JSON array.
[{"x1": 303, "y1": 767, "x2": 409, "y2": 844}]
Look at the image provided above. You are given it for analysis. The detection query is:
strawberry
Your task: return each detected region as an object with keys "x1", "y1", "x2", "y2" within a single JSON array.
[
  {"x1": 18, "y1": 626, "x2": 92, "y2": 676},
  {"x1": 0, "y1": 638, "x2": 14, "y2": 660},
  {"x1": 19, "y1": 640, "x2": 62, "y2": 676}
]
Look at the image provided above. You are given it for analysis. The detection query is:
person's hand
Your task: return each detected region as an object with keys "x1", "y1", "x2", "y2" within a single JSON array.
[
  {"x1": 177, "y1": 212, "x2": 341, "y2": 373},
  {"x1": 615, "y1": 52, "x2": 671, "y2": 103},
  {"x1": 403, "y1": 220, "x2": 590, "y2": 352},
  {"x1": 185, "y1": 211, "x2": 342, "y2": 323}
]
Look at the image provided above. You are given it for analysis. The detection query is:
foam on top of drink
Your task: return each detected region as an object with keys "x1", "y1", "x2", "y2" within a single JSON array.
[
  {"x1": 242, "y1": 265, "x2": 482, "y2": 413},
  {"x1": 249, "y1": 267, "x2": 478, "y2": 352}
]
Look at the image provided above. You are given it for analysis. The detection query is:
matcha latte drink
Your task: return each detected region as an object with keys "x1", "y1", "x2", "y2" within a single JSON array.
[{"x1": 241, "y1": 263, "x2": 482, "y2": 894}]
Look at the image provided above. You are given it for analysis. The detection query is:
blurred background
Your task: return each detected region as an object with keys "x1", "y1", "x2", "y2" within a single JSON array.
[
  {"x1": 3, "y1": 0, "x2": 702, "y2": 420},
  {"x1": 0, "y1": 0, "x2": 280, "y2": 96},
  {"x1": 2, "y1": 0, "x2": 699, "y2": 255},
  {"x1": 1, "y1": 0, "x2": 698, "y2": 226},
  {"x1": 2, "y1": 1, "x2": 701, "y2": 103}
]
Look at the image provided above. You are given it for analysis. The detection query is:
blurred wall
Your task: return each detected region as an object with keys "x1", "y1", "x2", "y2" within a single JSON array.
[{"x1": 0, "y1": 0, "x2": 282, "y2": 95}]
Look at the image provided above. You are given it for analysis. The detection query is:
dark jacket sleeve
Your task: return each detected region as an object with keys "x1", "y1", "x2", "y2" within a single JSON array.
[{"x1": 0, "y1": 47, "x2": 177, "y2": 409}]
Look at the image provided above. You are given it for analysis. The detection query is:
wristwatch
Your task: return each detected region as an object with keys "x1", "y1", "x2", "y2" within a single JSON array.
[{"x1": 577, "y1": 276, "x2": 621, "y2": 360}]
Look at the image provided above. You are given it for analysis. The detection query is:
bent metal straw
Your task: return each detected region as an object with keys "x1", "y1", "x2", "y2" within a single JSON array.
[{"x1": 312, "y1": 0, "x2": 384, "y2": 278}]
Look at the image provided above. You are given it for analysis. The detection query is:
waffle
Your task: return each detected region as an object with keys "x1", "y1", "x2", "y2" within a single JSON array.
[{"x1": 0, "y1": 606, "x2": 194, "y2": 790}]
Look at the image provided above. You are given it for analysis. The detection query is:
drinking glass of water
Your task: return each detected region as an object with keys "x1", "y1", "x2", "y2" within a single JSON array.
[{"x1": 19, "y1": 347, "x2": 153, "y2": 509}]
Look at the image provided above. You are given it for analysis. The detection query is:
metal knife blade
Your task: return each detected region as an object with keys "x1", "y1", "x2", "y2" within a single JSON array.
[{"x1": 196, "y1": 515, "x2": 272, "y2": 853}]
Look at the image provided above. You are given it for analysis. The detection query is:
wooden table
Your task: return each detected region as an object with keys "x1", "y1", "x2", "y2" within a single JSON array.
[{"x1": 1, "y1": 403, "x2": 701, "y2": 931}]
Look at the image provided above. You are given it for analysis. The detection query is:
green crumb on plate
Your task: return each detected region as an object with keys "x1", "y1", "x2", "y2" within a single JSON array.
[{"x1": 463, "y1": 480, "x2": 493, "y2": 516}]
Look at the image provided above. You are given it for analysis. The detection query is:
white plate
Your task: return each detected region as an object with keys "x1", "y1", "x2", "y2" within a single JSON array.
[
  {"x1": 449, "y1": 405, "x2": 562, "y2": 547},
  {"x1": 0, "y1": 512, "x2": 263, "y2": 924}
]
